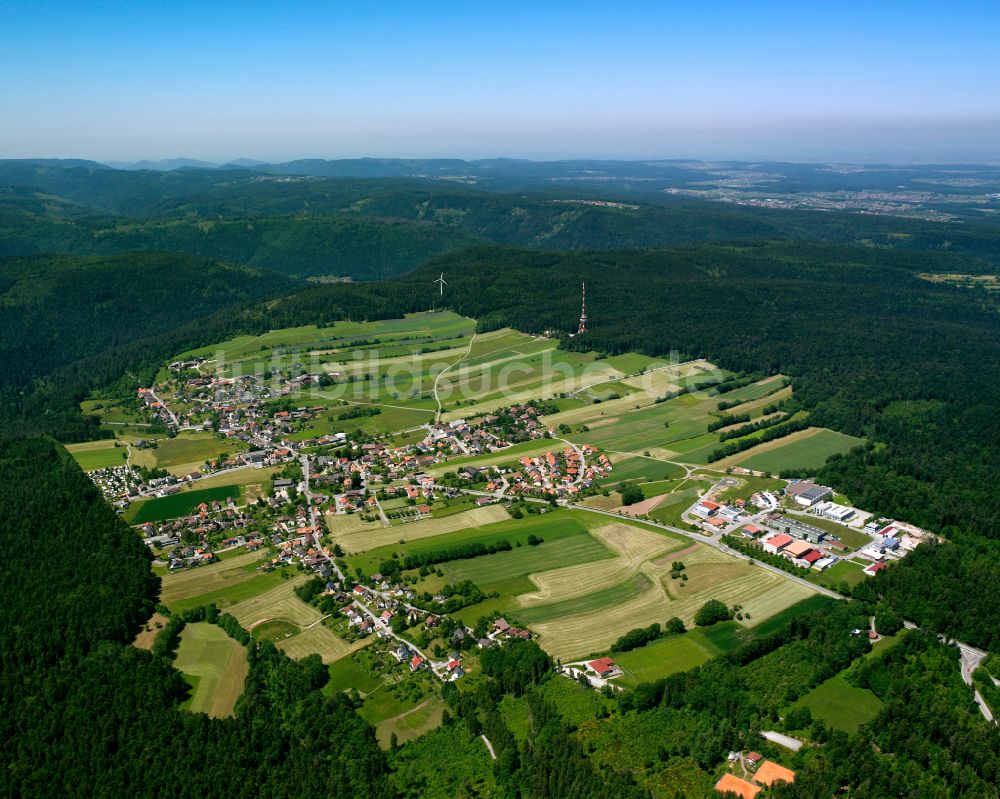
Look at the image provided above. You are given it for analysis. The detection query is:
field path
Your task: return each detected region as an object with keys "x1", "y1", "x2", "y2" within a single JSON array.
[{"x1": 433, "y1": 332, "x2": 477, "y2": 422}]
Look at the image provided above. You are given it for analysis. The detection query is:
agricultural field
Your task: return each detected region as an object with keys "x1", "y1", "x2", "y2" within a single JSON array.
[
  {"x1": 129, "y1": 431, "x2": 245, "y2": 475},
  {"x1": 524, "y1": 537, "x2": 818, "y2": 660},
  {"x1": 613, "y1": 624, "x2": 744, "y2": 686},
  {"x1": 372, "y1": 696, "x2": 447, "y2": 748},
  {"x1": 275, "y1": 623, "x2": 354, "y2": 663},
  {"x1": 325, "y1": 651, "x2": 384, "y2": 697},
  {"x1": 351, "y1": 503, "x2": 822, "y2": 662},
  {"x1": 596, "y1": 454, "x2": 686, "y2": 486},
  {"x1": 165, "y1": 571, "x2": 288, "y2": 615},
  {"x1": 124, "y1": 484, "x2": 244, "y2": 524},
  {"x1": 175, "y1": 623, "x2": 248, "y2": 718},
  {"x1": 331, "y1": 503, "x2": 510, "y2": 554},
  {"x1": 65, "y1": 439, "x2": 128, "y2": 470},
  {"x1": 189, "y1": 466, "x2": 277, "y2": 491},
  {"x1": 442, "y1": 531, "x2": 615, "y2": 595},
  {"x1": 179, "y1": 311, "x2": 476, "y2": 374},
  {"x1": 348, "y1": 510, "x2": 591, "y2": 577},
  {"x1": 614, "y1": 595, "x2": 835, "y2": 686},
  {"x1": 226, "y1": 576, "x2": 317, "y2": 628},
  {"x1": 160, "y1": 550, "x2": 269, "y2": 605},
  {"x1": 731, "y1": 428, "x2": 866, "y2": 473}
]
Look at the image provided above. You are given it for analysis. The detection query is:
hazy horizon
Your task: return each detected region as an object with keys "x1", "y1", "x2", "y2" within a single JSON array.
[{"x1": 3, "y1": 1, "x2": 998, "y2": 163}]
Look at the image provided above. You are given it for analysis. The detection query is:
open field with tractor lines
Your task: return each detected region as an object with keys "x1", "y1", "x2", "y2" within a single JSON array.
[
  {"x1": 159, "y1": 551, "x2": 267, "y2": 604},
  {"x1": 331, "y1": 503, "x2": 510, "y2": 553},
  {"x1": 175, "y1": 623, "x2": 248, "y2": 718},
  {"x1": 526, "y1": 542, "x2": 817, "y2": 660},
  {"x1": 65, "y1": 439, "x2": 129, "y2": 470}
]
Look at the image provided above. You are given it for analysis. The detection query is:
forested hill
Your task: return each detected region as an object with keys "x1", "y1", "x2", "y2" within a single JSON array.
[
  {"x1": 0, "y1": 252, "x2": 294, "y2": 440},
  {"x1": 0, "y1": 252, "x2": 292, "y2": 389},
  {"x1": 0, "y1": 437, "x2": 391, "y2": 797},
  {"x1": 3, "y1": 161, "x2": 1000, "y2": 279}
]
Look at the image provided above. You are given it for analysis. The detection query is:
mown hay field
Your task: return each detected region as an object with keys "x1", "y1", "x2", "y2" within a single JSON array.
[
  {"x1": 332, "y1": 504, "x2": 510, "y2": 553},
  {"x1": 160, "y1": 551, "x2": 267, "y2": 604},
  {"x1": 527, "y1": 539, "x2": 817, "y2": 660},
  {"x1": 175, "y1": 622, "x2": 248, "y2": 718},
  {"x1": 227, "y1": 576, "x2": 317, "y2": 629}
]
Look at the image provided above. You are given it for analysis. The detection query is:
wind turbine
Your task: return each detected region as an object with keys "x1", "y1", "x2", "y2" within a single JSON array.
[{"x1": 434, "y1": 273, "x2": 447, "y2": 296}]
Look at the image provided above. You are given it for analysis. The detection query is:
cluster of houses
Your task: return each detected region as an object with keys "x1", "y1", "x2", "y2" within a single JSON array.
[
  {"x1": 139, "y1": 496, "x2": 244, "y2": 551},
  {"x1": 717, "y1": 754, "x2": 796, "y2": 798},
  {"x1": 483, "y1": 445, "x2": 610, "y2": 497}
]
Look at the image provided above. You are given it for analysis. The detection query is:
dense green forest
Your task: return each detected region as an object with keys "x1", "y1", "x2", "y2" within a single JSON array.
[
  {"x1": 3, "y1": 160, "x2": 1000, "y2": 281},
  {"x1": 0, "y1": 252, "x2": 292, "y2": 389},
  {"x1": 0, "y1": 438, "x2": 390, "y2": 798}
]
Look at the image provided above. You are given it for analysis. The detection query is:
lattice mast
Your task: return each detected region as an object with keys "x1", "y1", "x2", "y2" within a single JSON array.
[{"x1": 577, "y1": 281, "x2": 588, "y2": 334}]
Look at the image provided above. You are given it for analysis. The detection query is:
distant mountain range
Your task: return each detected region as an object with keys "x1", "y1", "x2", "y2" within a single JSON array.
[{"x1": 101, "y1": 157, "x2": 268, "y2": 171}]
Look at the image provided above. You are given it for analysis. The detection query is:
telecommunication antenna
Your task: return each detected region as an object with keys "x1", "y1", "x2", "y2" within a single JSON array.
[{"x1": 434, "y1": 273, "x2": 447, "y2": 296}]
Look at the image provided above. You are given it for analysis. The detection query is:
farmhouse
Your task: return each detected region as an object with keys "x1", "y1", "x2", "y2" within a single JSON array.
[{"x1": 587, "y1": 657, "x2": 622, "y2": 679}]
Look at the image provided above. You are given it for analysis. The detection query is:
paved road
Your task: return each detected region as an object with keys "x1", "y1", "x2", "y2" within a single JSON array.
[
  {"x1": 902, "y1": 620, "x2": 995, "y2": 724},
  {"x1": 350, "y1": 600, "x2": 446, "y2": 680},
  {"x1": 302, "y1": 454, "x2": 344, "y2": 582},
  {"x1": 146, "y1": 388, "x2": 180, "y2": 428},
  {"x1": 555, "y1": 437, "x2": 586, "y2": 487}
]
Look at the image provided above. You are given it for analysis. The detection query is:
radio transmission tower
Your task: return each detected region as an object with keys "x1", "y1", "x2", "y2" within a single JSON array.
[{"x1": 577, "y1": 281, "x2": 588, "y2": 334}]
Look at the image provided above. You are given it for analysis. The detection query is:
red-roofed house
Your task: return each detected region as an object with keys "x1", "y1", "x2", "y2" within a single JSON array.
[{"x1": 587, "y1": 657, "x2": 621, "y2": 678}]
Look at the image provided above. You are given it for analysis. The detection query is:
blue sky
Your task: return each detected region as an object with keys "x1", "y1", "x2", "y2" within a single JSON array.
[{"x1": 1, "y1": 0, "x2": 997, "y2": 162}]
